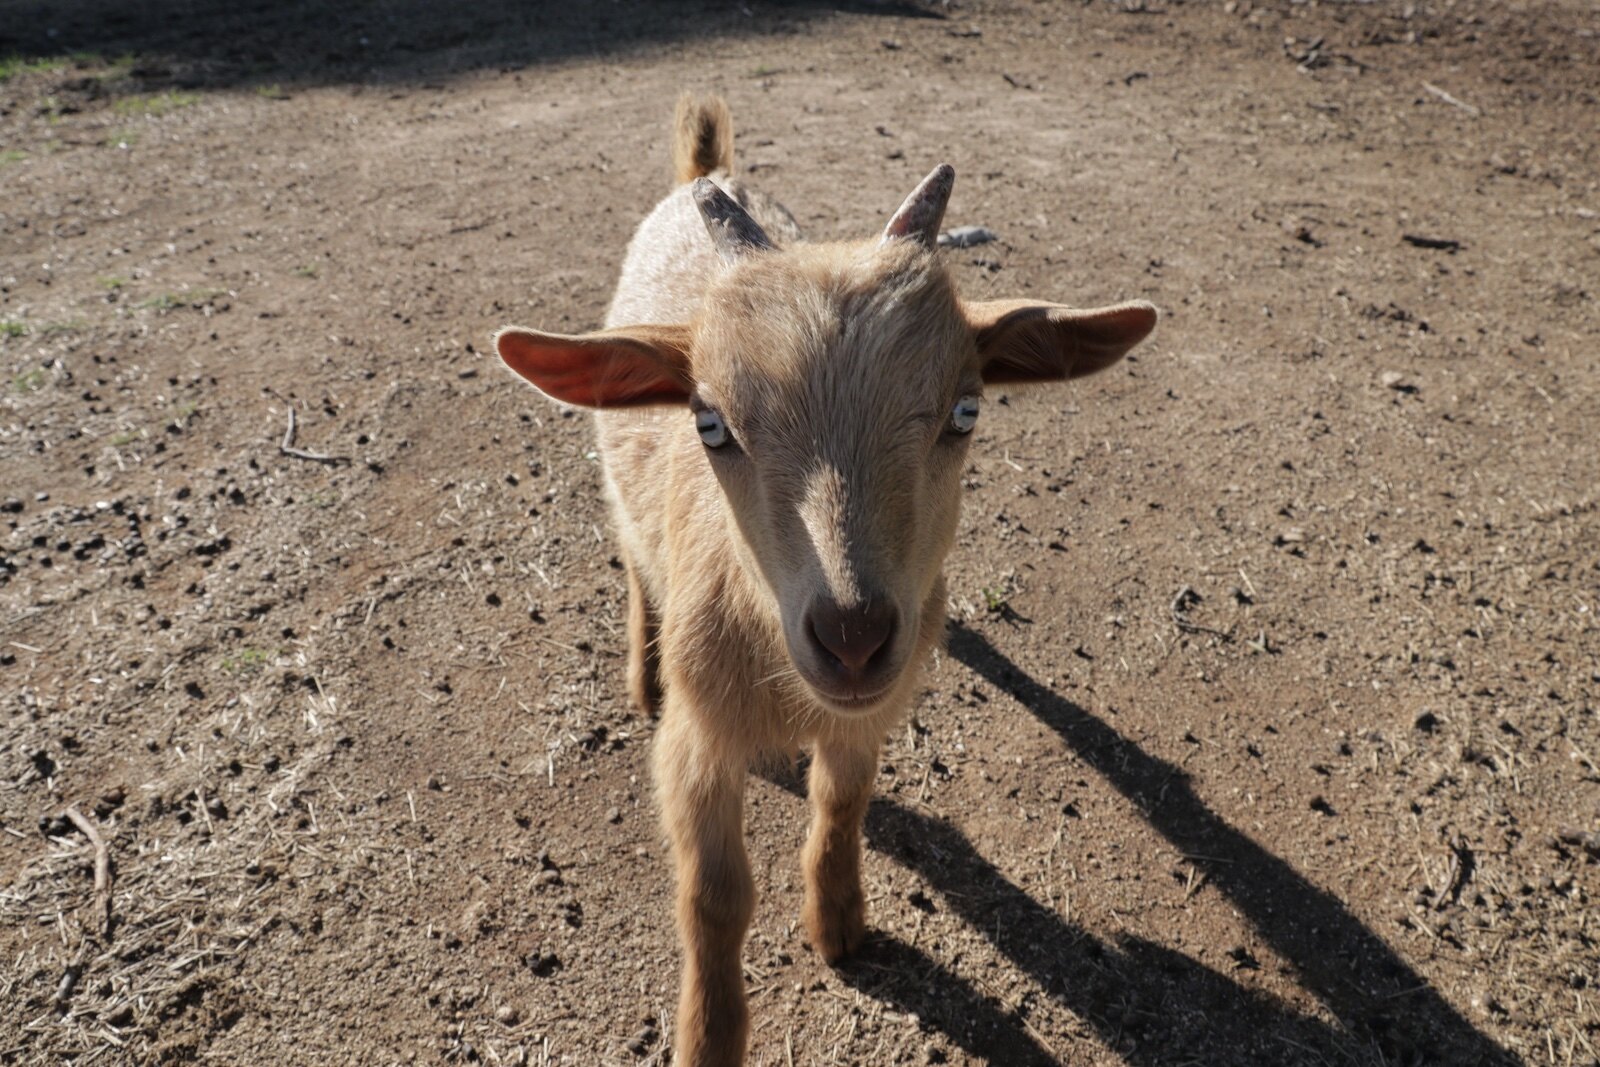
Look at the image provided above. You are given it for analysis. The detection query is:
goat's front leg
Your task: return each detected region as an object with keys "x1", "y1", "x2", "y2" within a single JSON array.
[
  {"x1": 656, "y1": 711, "x2": 753, "y2": 1067},
  {"x1": 802, "y1": 737, "x2": 878, "y2": 963}
]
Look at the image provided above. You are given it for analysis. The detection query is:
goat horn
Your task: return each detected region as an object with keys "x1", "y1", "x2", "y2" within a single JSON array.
[
  {"x1": 691, "y1": 178, "x2": 776, "y2": 262},
  {"x1": 881, "y1": 164, "x2": 956, "y2": 248}
]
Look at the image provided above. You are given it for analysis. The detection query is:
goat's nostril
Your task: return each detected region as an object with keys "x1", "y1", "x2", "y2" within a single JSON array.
[{"x1": 807, "y1": 600, "x2": 896, "y2": 676}]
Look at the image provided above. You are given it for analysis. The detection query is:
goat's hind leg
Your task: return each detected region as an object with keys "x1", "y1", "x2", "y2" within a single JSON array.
[
  {"x1": 624, "y1": 555, "x2": 662, "y2": 716},
  {"x1": 802, "y1": 737, "x2": 878, "y2": 963}
]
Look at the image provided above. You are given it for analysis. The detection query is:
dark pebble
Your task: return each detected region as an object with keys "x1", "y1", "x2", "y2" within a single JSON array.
[
  {"x1": 625, "y1": 1025, "x2": 658, "y2": 1055},
  {"x1": 528, "y1": 951, "x2": 562, "y2": 977},
  {"x1": 38, "y1": 814, "x2": 73, "y2": 837}
]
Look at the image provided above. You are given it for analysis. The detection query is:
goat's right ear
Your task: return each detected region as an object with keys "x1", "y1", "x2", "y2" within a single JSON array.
[
  {"x1": 496, "y1": 324, "x2": 694, "y2": 407},
  {"x1": 967, "y1": 300, "x2": 1157, "y2": 384}
]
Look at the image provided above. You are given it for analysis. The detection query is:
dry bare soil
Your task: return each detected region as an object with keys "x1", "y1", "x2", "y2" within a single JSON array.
[{"x1": 2, "y1": 1, "x2": 1598, "y2": 1064}]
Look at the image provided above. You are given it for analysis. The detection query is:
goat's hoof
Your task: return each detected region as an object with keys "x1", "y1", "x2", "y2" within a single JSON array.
[
  {"x1": 804, "y1": 892, "x2": 866, "y2": 964},
  {"x1": 626, "y1": 672, "x2": 660, "y2": 718}
]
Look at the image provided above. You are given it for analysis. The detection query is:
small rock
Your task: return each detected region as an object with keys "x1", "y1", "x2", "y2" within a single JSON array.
[
  {"x1": 495, "y1": 1004, "x2": 520, "y2": 1026},
  {"x1": 1469, "y1": 988, "x2": 1505, "y2": 1018},
  {"x1": 93, "y1": 786, "x2": 127, "y2": 818},
  {"x1": 38, "y1": 814, "x2": 72, "y2": 838},
  {"x1": 625, "y1": 1025, "x2": 659, "y2": 1055},
  {"x1": 605, "y1": 807, "x2": 622, "y2": 824},
  {"x1": 937, "y1": 225, "x2": 999, "y2": 249}
]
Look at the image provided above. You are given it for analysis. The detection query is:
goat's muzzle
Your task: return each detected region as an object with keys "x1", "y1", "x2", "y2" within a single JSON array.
[{"x1": 800, "y1": 595, "x2": 900, "y2": 709}]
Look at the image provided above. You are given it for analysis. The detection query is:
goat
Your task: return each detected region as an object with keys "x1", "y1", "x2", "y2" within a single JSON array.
[{"x1": 496, "y1": 93, "x2": 1156, "y2": 1067}]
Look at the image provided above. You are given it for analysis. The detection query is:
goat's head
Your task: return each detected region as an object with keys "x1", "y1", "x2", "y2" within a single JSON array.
[{"x1": 497, "y1": 167, "x2": 1156, "y2": 716}]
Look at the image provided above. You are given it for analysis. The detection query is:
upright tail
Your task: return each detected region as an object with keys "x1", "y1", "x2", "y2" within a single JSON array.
[{"x1": 672, "y1": 93, "x2": 734, "y2": 185}]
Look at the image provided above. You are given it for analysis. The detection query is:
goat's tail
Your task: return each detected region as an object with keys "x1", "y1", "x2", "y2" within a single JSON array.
[{"x1": 672, "y1": 92, "x2": 734, "y2": 185}]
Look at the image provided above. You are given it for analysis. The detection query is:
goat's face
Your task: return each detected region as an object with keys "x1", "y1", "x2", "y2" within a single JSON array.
[
  {"x1": 686, "y1": 242, "x2": 976, "y2": 711},
  {"x1": 496, "y1": 167, "x2": 1158, "y2": 716}
]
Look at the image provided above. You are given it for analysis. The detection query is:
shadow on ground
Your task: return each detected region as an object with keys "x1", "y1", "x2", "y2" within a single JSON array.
[
  {"x1": 769, "y1": 622, "x2": 1518, "y2": 1065},
  {"x1": 0, "y1": 0, "x2": 942, "y2": 89}
]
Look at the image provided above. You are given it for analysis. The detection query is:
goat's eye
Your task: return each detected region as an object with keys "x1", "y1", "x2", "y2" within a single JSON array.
[
  {"x1": 948, "y1": 394, "x2": 980, "y2": 435},
  {"x1": 695, "y1": 408, "x2": 731, "y2": 449}
]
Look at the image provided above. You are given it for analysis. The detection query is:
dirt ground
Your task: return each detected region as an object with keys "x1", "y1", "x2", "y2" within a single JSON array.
[{"x1": 2, "y1": 1, "x2": 1597, "y2": 1064}]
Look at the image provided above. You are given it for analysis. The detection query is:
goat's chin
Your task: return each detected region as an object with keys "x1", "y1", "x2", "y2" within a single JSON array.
[
  {"x1": 809, "y1": 685, "x2": 897, "y2": 717},
  {"x1": 790, "y1": 655, "x2": 909, "y2": 718}
]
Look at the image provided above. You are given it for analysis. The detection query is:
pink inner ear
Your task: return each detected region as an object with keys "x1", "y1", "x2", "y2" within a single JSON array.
[{"x1": 498, "y1": 329, "x2": 691, "y2": 408}]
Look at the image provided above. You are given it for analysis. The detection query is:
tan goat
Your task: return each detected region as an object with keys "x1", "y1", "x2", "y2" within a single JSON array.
[{"x1": 496, "y1": 94, "x2": 1156, "y2": 1066}]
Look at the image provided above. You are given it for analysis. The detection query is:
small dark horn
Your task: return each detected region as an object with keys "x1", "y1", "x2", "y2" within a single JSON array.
[
  {"x1": 881, "y1": 164, "x2": 956, "y2": 248},
  {"x1": 691, "y1": 177, "x2": 775, "y2": 262}
]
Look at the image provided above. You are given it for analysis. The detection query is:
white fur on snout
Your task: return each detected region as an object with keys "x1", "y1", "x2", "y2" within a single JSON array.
[{"x1": 798, "y1": 464, "x2": 863, "y2": 609}]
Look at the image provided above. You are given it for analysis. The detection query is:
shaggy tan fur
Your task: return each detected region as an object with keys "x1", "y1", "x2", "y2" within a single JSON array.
[{"x1": 496, "y1": 95, "x2": 1156, "y2": 1066}]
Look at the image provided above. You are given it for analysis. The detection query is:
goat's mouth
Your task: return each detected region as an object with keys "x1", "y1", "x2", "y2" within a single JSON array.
[
  {"x1": 789, "y1": 647, "x2": 908, "y2": 716},
  {"x1": 809, "y1": 682, "x2": 896, "y2": 715}
]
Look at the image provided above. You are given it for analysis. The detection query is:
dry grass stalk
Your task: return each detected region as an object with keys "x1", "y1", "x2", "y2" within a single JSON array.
[{"x1": 63, "y1": 806, "x2": 113, "y2": 940}]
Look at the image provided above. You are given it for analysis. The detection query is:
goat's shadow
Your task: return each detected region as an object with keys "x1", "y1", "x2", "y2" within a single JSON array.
[{"x1": 765, "y1": 623, "x2": 1517, "y2": 1065}]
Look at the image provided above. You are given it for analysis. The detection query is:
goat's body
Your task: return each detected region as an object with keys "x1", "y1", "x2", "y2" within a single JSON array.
[
  {"x1": 496, "y1": 93, "x2": 1157, "y2": 1066},
  {"x1": 596, "y1": 137, "x2": 938, "y2": 1067}
]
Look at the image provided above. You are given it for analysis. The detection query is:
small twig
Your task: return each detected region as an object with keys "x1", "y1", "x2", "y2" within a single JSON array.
[
  {"x1": 1434, "y1": 838, "x2": 1471, "y2": 910},
  {"x1": 63, "y1": 806, "x2": 113, "y2": 939},
  {"x1": 1422, "y1": 81, "x2": 1480, "y2": 116},
  {"x1": 279, "y1": 405, "x2": 350, "y2": 465}
]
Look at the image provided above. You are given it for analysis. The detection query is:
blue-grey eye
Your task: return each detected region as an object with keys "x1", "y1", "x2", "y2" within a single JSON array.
[
  {"x1": 695, "y1": 408, "x2": 731, "y2": 448},
  {"x1": 949, "y1": 394, "x2": 980, "y2": 435}
]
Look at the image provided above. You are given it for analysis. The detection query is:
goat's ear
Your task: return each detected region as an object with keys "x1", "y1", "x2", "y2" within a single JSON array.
[
  {"x1": 496, "y1": 324, "x2": 694, "y2": 407},
  {"x1": 967, "y1": 299, "x2": 1157, "y2": 384}
]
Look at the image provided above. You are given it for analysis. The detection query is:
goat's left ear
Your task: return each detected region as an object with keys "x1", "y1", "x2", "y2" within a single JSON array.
[
  {"x1": 967, "y1": 299, "x2": 1157, "y2": 384},
  {"x1": 496, "y1": 324, "x2": 694, "y2": 407}
]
